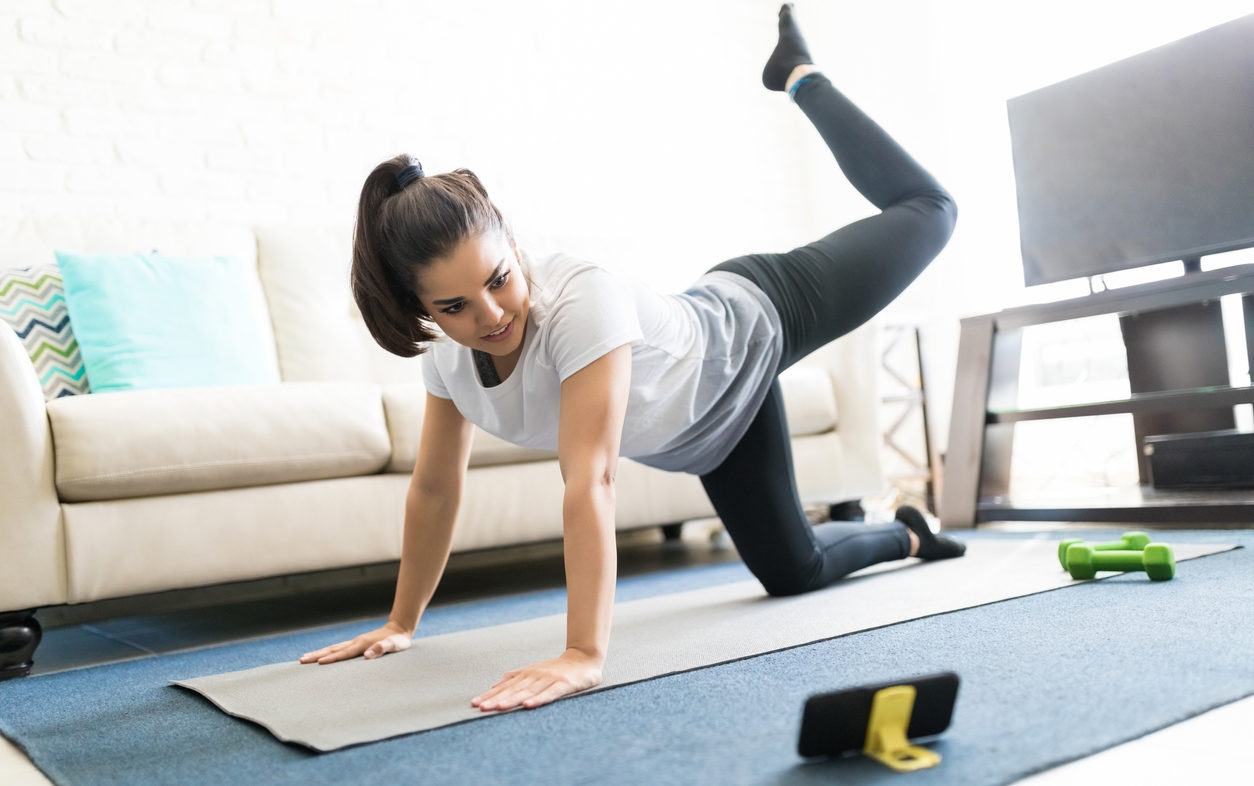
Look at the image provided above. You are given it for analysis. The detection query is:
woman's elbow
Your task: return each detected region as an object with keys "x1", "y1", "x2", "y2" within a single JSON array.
[
  {"x1": 563, "y1": 463, "x2": 618, "y2": 506},
  {"x1": 584, "y1": 466, "x2": 618, "y2": 495}
]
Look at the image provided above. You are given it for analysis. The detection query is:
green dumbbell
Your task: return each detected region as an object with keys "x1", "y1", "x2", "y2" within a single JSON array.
[
  {"x1": 1057, "y1": 531, "x2": 1152, "y2": 570},
  {"x1": 1065, "y1": 542, "x2": 1175, "y2": 581}
]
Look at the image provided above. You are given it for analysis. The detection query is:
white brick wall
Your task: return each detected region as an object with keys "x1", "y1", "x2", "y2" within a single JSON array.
[
  {"x1": 11, "y1": 0, "x2": 1247, "y2": 458},
  {"x1": 1, "y1": 0, "x2": 848, "y2": 291}
]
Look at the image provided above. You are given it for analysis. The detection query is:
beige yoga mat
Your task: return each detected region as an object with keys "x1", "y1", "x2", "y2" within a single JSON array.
[{"x1": 173, "y1": 538, "x2": 1232, "y2": 751}]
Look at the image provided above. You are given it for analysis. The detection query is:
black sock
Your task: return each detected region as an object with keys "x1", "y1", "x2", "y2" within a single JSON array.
[
  {"x1": 896, "y1": 505, "x2": 966, "y2": 560},
  {"x1": 762, "y1": 4, "x2": 814, "y2": 91}
]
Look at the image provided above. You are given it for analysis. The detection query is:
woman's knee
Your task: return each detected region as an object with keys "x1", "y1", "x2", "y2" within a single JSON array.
[
  {"x1": 875, "y1": 187, "x2": 956, "y2": 266},
  {"x1": 907, "y1": 187, "x2": 958, "y2": 240},
  {"x1": 756, "y1": 559, "x2": 824, "y2": 597}
]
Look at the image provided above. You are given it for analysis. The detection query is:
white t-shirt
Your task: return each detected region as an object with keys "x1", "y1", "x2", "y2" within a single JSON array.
[{"x1": 421, "y1": 252, "x2": 783, "y2": 475}]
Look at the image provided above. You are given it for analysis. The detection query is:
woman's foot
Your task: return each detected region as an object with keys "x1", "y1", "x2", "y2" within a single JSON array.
[
  {"x1": 897, "y1": 506, "x2": 967, "y2": 560},
  {"x1": 763, "y1": 4, "x2": 815, "y2": 91}
]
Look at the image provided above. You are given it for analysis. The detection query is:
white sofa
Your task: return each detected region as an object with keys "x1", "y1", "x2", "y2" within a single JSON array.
[{"x1": 0, "y1": 219, "x2": 884, "y2": 675}]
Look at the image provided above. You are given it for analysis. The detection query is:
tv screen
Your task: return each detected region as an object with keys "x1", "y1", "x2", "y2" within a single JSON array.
[{"x1": 1007, "y1": 14, "x2": 1254, "y2": 287}]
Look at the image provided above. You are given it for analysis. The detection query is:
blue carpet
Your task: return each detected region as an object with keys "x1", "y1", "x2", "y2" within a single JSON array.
[{"x1": 1, "y1": 529, "x2": 1251, "y2": 786}]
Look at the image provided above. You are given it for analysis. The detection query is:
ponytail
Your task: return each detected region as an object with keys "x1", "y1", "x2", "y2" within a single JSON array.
[{"x1": 350, "y1": 154, "x2": 511, "y2": 357}]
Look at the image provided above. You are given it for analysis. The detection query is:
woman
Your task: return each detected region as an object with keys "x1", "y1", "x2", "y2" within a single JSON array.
[{"x1": 300, "y1": 4, "x2": 965, "y2": 713}]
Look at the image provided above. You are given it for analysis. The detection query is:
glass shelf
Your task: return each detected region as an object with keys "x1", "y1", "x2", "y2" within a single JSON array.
[
  {"x1": 986, "y1": 385, "x2": 1254, "y2": 424},
  {"x1": 978, "y1": 485, "x2": 1254, "y2": 524}
]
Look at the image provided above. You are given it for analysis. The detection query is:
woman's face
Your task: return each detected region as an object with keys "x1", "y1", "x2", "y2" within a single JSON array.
[{"x1": 417, "y1": 230, "x2": 530, "y2": 358}]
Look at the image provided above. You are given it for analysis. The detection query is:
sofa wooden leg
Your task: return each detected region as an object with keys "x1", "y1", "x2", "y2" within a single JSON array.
[
  {"x1": 0, "y1": 609, "x2": 42, "y2": 680},
  {"x1": 660, "y1": 523, "x2": 684, "y2": 542}
]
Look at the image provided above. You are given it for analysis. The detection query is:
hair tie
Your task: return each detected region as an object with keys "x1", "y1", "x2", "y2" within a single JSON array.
[{"x1": 395, "y1": 163, "x2": 425, "y2": 189}]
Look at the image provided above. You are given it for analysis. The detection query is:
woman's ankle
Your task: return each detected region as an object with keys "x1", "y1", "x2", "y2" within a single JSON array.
[{"x1": 785, "y1": 64, "x2": 819, "y2": 93}]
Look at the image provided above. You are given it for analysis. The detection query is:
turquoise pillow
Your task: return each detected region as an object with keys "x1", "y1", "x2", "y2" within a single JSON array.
[{"x1": 55, "y1": 250, "x2": 280, "y2": 393}]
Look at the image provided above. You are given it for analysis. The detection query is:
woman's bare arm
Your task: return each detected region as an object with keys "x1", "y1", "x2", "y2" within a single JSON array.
[
  {"x1": 470, "y1": 344, "x2": 632, "y2": 710},
  {"x1": 300, "y1": 392, "x2": 473, "y2": 664}
]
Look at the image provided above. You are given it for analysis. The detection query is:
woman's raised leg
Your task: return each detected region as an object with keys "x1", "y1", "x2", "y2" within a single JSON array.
[
  {"x1": 700, "y1": 5, "x2": 964, "y2": 596},
  {"x1": 715, "y1": 4, "x2": 958, "y2": 371}
]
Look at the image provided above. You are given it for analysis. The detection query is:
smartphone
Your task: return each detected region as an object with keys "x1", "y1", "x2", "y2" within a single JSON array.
[{"x1": 797, "y1": 671, "x2": 960, "y2": 758}]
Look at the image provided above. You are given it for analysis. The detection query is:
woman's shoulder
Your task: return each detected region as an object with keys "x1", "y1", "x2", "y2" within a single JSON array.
[
  {"x1": 525, "y1": 250, "x2": 606, "y2": 288},
  {"x1": 526, "y1": 250, "x2": 643, "y2": 336},
  {"x1": 526, "y1": 251, "x2": 628, "y2": 316}
]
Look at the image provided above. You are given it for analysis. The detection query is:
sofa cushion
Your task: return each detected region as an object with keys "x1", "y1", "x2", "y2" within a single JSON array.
[
  {"x1": 55, "y1": 250, "x2": 280, "y2": 393},
  {"x1": 253, "y1": 225, "x2": 368, "y2": 382},
  {"x1": 469, "y1": 429, "x2": 561, "y2": 468},
  {"x1": 0, "y1": 262, "x2": 91, "y2": 398},
  {"x1": 382, "y1": 383, "x2": 558, "y2": 473},
  {"x1": 62, "y1": 475, "x2": 407, "y2": 603},
  {"x1": 382, "y1": 369, "x2": 838, "y2": 475},
  {"x1": 779, "y1": 365, "x2": 839, "y2": 436},
  {"x1": 48, "y1": 382, "x2": 391, "y2": 502},
  {"x1": 254, "y1": 225, "x2": 424, "y2": 385}
]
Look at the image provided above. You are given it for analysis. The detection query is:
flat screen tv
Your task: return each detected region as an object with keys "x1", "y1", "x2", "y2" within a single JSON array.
[{"x1": 1007, "y1": 13, "x2": 1254, "y2": 287}]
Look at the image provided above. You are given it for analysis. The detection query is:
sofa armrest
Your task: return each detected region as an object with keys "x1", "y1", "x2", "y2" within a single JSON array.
[
  {"x1": 795, "y1": 321, "x2": 885, "y2": 500},
  {"x1": 0, "y1": 326, "x2": 66, "y2": 609}
]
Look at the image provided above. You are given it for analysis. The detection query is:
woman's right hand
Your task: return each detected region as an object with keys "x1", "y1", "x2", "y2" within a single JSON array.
[{"x1": 298, "y1": 620, "x2": 413, "y2": 665}]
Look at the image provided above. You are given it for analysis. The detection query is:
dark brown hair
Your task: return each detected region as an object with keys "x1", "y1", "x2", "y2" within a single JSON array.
[{"x1": 350, "y1": 154, "x2": 511, "y2": 357}]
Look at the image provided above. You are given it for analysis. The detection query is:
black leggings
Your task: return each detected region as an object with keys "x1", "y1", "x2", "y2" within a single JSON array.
[{"x1": 700, "y1": 73, "x2": 957, "y2": 596}]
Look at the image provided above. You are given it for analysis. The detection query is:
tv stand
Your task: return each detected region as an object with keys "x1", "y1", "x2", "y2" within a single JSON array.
[{"x1": 941, "y1": 263, "x2": 1254, "y2": 528}]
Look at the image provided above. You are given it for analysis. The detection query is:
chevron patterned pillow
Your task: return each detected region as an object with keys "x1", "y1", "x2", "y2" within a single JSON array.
[{"x1": 0, "y1": 263, "x2": 91, "y2": 399}]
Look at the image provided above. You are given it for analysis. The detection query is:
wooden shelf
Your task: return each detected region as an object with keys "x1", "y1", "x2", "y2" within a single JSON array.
[{"x1": 941, "y1": 263, "x2": 1254, "y2": 529}]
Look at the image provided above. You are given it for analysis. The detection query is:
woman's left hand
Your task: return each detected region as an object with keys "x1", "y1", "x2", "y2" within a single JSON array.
[{"x1": 471, "y1": 648, "x2": 604, "y2": 712}]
